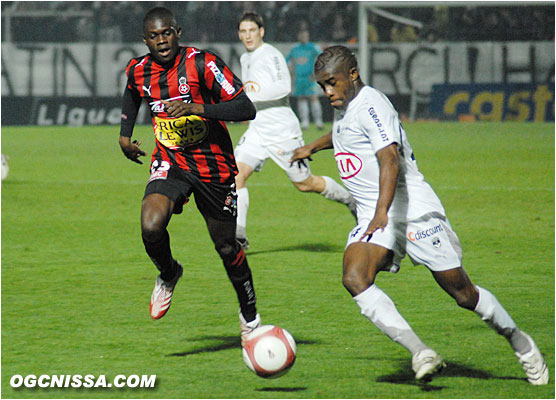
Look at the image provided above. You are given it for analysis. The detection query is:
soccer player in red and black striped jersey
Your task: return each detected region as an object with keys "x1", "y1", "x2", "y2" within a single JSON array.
[{"x1": 118, "y1": 7, "x2": 261, "y2": 338}]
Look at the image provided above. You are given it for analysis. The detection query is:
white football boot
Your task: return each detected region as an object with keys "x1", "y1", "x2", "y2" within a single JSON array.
[
  {"x1": 412, "y1": 348, "x2": 445, "y2": 380},
  {"x1": 515, "y1": 332, "x2": 549, "y2": 385},
  {"x1": 239, "y1": 311, "x2": 261, "y2": 345},
  {"x1": 149, "y1": 261, "x2": 183, "y2": 320}
]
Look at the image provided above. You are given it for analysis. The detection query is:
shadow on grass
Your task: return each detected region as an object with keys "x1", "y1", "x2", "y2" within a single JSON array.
[
  {"x1": 246, "y1": 242, "x2": 344, "y2": 256},
  {"x1": 256, "y1": 387, "x2": 308, "y2": 392},
  {"x1": 167, "y1": 335, "x2": 318, "y2": 357},
  {"x1": 377, "y1": 360, "x2": 527, "y2": 392}
]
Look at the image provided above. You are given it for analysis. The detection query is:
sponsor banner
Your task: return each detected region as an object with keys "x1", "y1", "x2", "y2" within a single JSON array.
[
  {"x1": 429, "y1": 83, "x2": 555, "y2": 122},
  {"x1": 2, "y1": 97, "x2": 151, "y2": 126},
  {"x1": 1, "y1": 42, "x2": 553, "y2": 98}
]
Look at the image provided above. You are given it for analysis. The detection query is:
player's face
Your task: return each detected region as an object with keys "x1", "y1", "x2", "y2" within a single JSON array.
[
  {"x1": 143, "y1": 18, "x2": 182, "y2": 65},
  {"x1": 238, "y1": 21, "x2": 265, "y2": 52},
  {"x1": 315, "y1": 66, "x2": 359, "y2": 110}
]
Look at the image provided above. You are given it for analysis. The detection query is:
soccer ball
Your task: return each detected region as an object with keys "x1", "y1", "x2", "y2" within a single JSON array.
[
  {"x1": 242, "y1": 325, "x2": 296, "y2": 378},
  {"x1": 1, "y1": 154, "x2": 9, "y2": 181}
]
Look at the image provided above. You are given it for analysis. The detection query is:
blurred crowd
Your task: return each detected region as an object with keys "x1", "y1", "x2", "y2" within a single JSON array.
[{"x1": 2, "y1": 1, "x2": 554, "y2": 43}]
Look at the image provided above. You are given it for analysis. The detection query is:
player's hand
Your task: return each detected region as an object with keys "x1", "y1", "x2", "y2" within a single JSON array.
[
  {"x1": 289, "y1": 146, "x2": 313, "y2": 167},
  {"x1": 119, "y1": 136, "x2": 146, "y2": 164},
  {"x1": 361, "y1": 212, "x2": 388, "y2": 241},
  {"x1": 162, "y1": 100, "x2": 204, "y2": 118}
]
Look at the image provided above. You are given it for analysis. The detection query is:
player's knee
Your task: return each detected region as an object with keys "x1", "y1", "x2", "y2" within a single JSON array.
[
  {"x1": 141, "y1": 217, "x2": 166, "y2": 243},
  {"x1": 342, "y1": 263, "x2": 370, "y2": 296},
  {"x1": 215, "y1": 241, "x2": 238, "y2": 264},
  {"x1": 293, "y1": 178, "x2": 316, "y2": 193},
  {"x1": 453, "y1": 286, "x2": 479, "y2": 310},
  {"x1": 293, "y1": 182, "x2": 311, "y2": 192}
]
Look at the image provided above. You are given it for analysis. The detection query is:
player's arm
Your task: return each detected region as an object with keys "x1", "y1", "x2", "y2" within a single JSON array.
[
  {"x1": 119, "y1": 85, "x2": 146, "y2": 164},
  {"x1": 289, "y1": 132, "x2": 333, "y2": 164},
  {"x1": 362, "y1": 143, "x2": 399, "y2": 237},
  {"x1": 162, "y1": 92, "x2": 255, "y2": 121}
]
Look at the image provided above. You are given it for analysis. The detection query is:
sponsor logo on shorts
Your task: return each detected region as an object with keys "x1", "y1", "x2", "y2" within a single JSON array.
[
  {"x1": 148, "y1": 170, "x2": 168, "y2": 183},
  {"x1": 335, "y1": 152, "x2": 362, "y2": 179},
  {"x1": 276, "y1": 148, "x2": 294, "y2": 156},
  {"x1": 408, "y1": 224, "x2": 444, "y2": 242}
]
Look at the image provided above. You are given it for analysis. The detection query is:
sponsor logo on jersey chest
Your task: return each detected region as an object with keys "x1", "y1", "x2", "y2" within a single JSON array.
[
  {"x1": 244, "y1": 81, "x2": 260, "y2": 93},
  {"x1": 335, "y1": 152, "x2": 362, "y2": 179}
]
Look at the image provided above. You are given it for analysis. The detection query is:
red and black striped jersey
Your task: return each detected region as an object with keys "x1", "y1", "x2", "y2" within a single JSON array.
[{"x1": 125, "y1": 46, "x2": 244, "y2": 184}]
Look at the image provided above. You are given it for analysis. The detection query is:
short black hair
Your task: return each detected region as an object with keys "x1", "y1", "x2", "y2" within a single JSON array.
[
  {"x1": 143, "y1": 7, "x2": 178, "y2": 33},
  {"x1": 315, "y1": 45, "x2": 358, "y2": 75},
  {"x1": 238, "y1": 11, "x2": 264, "y2": 30}
]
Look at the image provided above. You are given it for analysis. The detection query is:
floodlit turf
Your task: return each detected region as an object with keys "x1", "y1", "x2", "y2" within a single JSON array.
[{"x1": 1, "y1": 121, "x2": 554, "y2": 399}]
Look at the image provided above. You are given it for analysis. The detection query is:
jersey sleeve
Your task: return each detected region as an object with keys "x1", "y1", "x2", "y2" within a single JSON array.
[
  {"x1": 357, "y1": 92, "x2": 401, "y2": 154},
  {"x1": 198, "y1": 50, "x2": 244, "y2": 103},
  {"x1": 251, "y1": 48, "x2": 292, "y2": 102},
  {"x1": 120, "y1": 59, "x2": 143, "y2": 137}
]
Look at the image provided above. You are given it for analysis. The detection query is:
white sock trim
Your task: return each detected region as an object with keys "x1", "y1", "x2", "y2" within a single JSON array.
[
  {"x1": 354, "y1": 285, "x2": 426, "y2": 354},
  {"x1": 320, "y1": 176, "x2": 352, "y2": 204},
  {"x1": 236, "y1": 187, "x2": 249, "y2": 238},
  {"x1": 474, "y1": 285, "x2": 517, "y2": 336}
]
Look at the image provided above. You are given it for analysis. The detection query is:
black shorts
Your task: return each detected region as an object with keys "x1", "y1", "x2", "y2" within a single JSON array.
[{"x1": 144, "y1": 162, "x2": 237, "y2": 221}]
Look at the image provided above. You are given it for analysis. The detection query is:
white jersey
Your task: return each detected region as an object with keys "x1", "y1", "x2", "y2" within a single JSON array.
[
  {"x1": 240, "y1": 43, "x2": 301, "y2": 144},
  {"x1": 332, "y1": 86, "x2": 445, "y2": 222}
]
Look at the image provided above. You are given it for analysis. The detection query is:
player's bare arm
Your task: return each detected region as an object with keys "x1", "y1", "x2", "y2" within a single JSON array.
[
  {"x1": 119, "y1": 136, "x2": 146, "y2": 164},
  {"x1": 289, "y1": 132, "x2": 333, "y2": 164},
  {"x1": 362, "y1": 143, "x2": 399, "y2": 238}
]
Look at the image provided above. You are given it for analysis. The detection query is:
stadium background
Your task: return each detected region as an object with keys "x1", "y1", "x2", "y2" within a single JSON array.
[
  {"x1": 1, "y1": 2, "x2": 555, "y2": 399},
  {"x1": 1, "y1": 1, "x2": 554, "y2": 126}
]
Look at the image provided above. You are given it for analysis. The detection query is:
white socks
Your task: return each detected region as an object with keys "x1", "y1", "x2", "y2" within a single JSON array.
[
  {"x1": 320, "y1": 176, "x2": 353, "y2": 206},
  {"x1": 473, "y1": 285, "x2": 531, "y2": 353},
  {"x1": 473, "y1": 285, "x2": 517, "y2": 336},
  {"x1": 236, "y1": 187, "x2": 249, "y2": 239},
  {"x1": 311, "y1": 97, "x2": 323, "y2": 127},
  {"x1": 298, "y1": 99, "x2": 310, "y2": 129},
  {"x1": 354, "y1": 284, "x2": 428, "y2": 355},
  {"x1": 354, "y1": 284, "x2": 531, "y2": 357}
]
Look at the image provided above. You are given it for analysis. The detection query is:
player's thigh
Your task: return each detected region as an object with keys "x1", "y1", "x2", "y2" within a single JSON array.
[
  {"x1": 266, "y1": 138, "x2": 311, "y2": 183},
  {"x1": 192, "y1": 179, "x2": 237, "y2": 242},
  {"x1": 344, "y1": 242, "x2": 393, "y2": 276},
  {"x1": 142, "y1": 165, "x2": 193, "y2": 231},
  {"x1": 406, "y1": 215, "x2": 463, "y2": 271},
  {"x1": 234, "y1": 131, "x2": 268, "y2": 172},
  {"x1": 346, "y1": 219, "x2": 406, "y2": 273}
]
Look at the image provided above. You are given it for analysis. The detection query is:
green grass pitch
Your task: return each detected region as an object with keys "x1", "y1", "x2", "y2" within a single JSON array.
[{"x1": 1, "y1": 121, "x2": 554, "y2": 399}]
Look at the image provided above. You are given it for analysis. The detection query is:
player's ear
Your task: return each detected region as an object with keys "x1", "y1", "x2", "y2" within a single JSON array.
[
  {"x1": 349, "y1": 67, "x2": 359, "y2": 82},
  {"x1": 260, "y1": 27, "x2": 265, "y2": 39},
  {"x1": 175, "y1": 27, "x2": 182, "y2": 39}
]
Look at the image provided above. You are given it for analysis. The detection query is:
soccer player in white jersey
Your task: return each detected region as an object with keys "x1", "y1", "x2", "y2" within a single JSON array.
[
  {"x1": 290, "y1": 45, "x2": 548, "y2": 384},
  {"x1": 234, "y1": 12, "x2": 356, "y2": 249}
]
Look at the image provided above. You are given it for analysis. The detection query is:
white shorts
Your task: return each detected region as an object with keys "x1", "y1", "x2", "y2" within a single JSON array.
[
  {"x1": 346, "y1": 214, "x2": 463, "y2": 272},
  {"x1": 234, "y1": 132, "x2": 311, "y2": 183}
]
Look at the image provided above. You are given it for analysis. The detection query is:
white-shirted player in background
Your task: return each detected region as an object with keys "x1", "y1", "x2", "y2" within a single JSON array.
[
  {"x1": 290, "y1": 45, "x2": 548, "y2": 384},
  {"x1": 234, "y1": 12, "x2": 356, "y2": 249}
]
